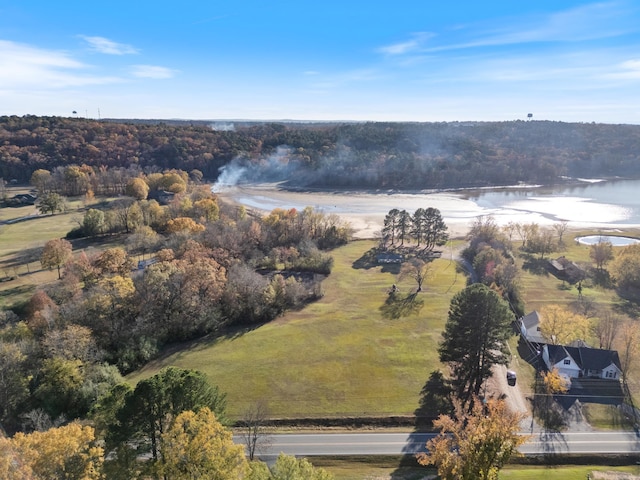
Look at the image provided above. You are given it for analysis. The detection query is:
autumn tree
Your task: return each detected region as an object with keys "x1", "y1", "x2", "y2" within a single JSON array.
[
  {"x1": 109, "y1": 198, "x2": 143, "y2": 234},
  {"x1": 590, "y1": 240, "x2": 614, "y2": 271},
  {"x1": 30, "y1": 168, "x2": 52, "y2": 193},
  {"x1": 40, "y1": 238, "x2": 72, "y2": 279},
  {"x1": 92, "y1": 248, "x2": 134, "y2": 277},
  {"x1": 439, "y1": 284, "x2": 514, "y2": 404},
  {"x1": 126, "y1": 225, "x2": 161, "y2": 259},
  {"x1": 10, "y1": 423, "x2": 104, "y2": 480},
  {"x1": 192, "y1": 198, "x2": 219, "y2": 223},
  {"x1": 248, "y1": 454, "x2": 334, "y2": 480},
  {"x1": 125, "y1": 177, "x2": 150, "y2": 200},
  {"x1": 610, "y1": 244, "x2": 640, "y2": 294},
  {"x1": 542, "y1": 368, "x2": 570, "y2": 394},
  {"x1": 160, "y1": 407, "x2": 247, "y2": 480},
  {"x1": 165, "y1": 216, "x2": 206, "y2": 234},
  {"x1": 83, "y1": 208, "x2": 105, "y2": 237},
  {"x1": 539, "y1": 304, "x2": 589, "y2": 345},
  {"x1": 107, "y1": 367, "x2": 227, "y2": 468},
  {"x1": 526, "y1": 228, "x2": 556, "y2": 259},
  {"x1": 417, "y1": 397, "x2": 526, "y2": 480},
  {"x1": 37, "y1": 192, "x2": 66, "y2": 215}
]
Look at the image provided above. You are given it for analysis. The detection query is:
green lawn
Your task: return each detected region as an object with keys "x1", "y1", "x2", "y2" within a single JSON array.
[
  {"x1": 311, "y1": 456, "x2": 640, "y2": 480},
  {"x1": 128, "y1": 240, "x2": 465, "y2": 420}
]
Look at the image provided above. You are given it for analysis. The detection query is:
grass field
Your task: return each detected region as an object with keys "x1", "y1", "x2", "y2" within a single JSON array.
[
  {"x1": 0, "y1": 195, "x2": 120, "y2": 309},
  {"x1": 128, "y1": 239, "x2": 466, "y2": 419},
  {"x1": 128, "y1": 228, "x2": 640, "y2": 421},
  {"x1": 312, "y1": 456, "x2": 640, "y2": 480}
]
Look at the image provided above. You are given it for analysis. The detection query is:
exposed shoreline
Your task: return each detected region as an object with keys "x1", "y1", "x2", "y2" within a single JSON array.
[{"x1": 216, "y1": 182, "x2": 640, "y2": 241}]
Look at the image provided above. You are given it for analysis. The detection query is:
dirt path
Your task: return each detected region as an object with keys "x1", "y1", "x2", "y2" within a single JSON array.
[{"x1": 489, "y1": 363, "x2": 538, "y2": 431}]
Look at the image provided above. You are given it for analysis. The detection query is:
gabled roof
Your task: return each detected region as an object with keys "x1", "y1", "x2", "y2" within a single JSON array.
[
  {"x1": 520, "y1": 311, "x2": 546, "y2": 344},
  {"x1": 546, "y1": 344, "x2": 621, "y2": 371},
  {"x1": 546, "y1": 344, "x2": 576, "y2": 366},
  {"x1": 521, "y1": 311, "x2": 541, "y2": 330}
]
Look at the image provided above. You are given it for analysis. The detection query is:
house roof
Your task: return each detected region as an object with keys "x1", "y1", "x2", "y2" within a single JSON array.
[
  {"x1": 521, "y1": 311, "x2": 541, "y2": 330},
  {"x1": 520, "y1": 311, "x2": 546, "y2": 344},
  {"x1": 546, "y1": 344, "x2": 621, "y2": 372}
]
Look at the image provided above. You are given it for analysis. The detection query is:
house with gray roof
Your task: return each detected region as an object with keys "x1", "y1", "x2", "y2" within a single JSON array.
[
  {"x1": 542, "y1": 344, "x2": 622, "y2": 381},
  {"x1": 518, "y1": 310, "x2": 546, "y2": 344}
]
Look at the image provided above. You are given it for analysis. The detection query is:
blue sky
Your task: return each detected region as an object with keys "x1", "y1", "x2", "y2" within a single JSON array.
[{"x1": 1, "y1": 1, "x2": 639, "y2": 123}]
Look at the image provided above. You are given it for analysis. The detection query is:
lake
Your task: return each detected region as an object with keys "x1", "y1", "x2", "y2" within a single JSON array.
[{"x1": 218, "y1": 178, "x2": 640, "y2": 238}]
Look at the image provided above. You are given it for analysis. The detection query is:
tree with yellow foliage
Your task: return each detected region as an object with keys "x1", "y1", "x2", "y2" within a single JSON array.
[
  {"x1": 160, "y1": 407, "x2": 247, "y2": 480},
  {"x1": 165, "y1": 216, "x2": 206, "y2": 234},
  {"x1": 417, "y1": 397, "x2": 526, "y2": 480},
  {"x1": 543, "y1": 368, "x2": 570, "y2": 394},
  {"x1": 539, "y1": 305, "x2": 589, "y2": 345},
  {"x1": 8, "y1": 423, "x2": 104, "y2": 479}
]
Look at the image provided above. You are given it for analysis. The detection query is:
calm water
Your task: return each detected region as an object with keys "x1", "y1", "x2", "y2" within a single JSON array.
[
  {"x1": 464, "y1": 179, "x2": 640, "y2": 226},
  {"x1": 223, "y1": 178, "x2": 640, "y2": 231}
]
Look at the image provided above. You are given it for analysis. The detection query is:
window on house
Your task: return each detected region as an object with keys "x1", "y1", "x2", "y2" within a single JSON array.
[{"x1": 563, "y1": 359, "x2": 571, "y2": 365}]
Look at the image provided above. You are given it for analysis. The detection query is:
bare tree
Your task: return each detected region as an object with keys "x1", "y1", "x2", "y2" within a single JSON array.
[
  {"x1": 552, "y1": 221, "x2": 569, "y2": 247},
  {"x1": 593, "y1": 311, "x2": 622, "y2": 350},
  {"x1": 239, "y1": 401, "x2": 272, "y2": 461},
  {"x1": 398, "y1": 258, "x2": 431, "y2": 292}
]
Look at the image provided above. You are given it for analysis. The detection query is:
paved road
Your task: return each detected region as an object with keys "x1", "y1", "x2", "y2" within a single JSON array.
[{"x1": 239, "y1": 431, "x2": 640, "y2": 457}]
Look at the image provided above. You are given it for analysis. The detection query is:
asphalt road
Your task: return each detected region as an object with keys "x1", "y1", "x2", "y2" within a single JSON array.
[{"x1": 238, "y1": 431, "x2": 640, "y2": 457}]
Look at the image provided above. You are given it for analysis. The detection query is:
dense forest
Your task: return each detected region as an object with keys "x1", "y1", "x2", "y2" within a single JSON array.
[{"x1": 2, "y1": 115, "x2": 640, "y2": 189}]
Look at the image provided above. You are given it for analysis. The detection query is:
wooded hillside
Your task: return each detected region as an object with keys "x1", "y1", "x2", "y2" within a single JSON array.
[{"x1": 2, "y1": 116, "x2": 640, "y2": 188}]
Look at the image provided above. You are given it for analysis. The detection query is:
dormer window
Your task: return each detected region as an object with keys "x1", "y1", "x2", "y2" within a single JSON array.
[{"x1": 563, "y1": 359, "x2": 571, "y2": 365}]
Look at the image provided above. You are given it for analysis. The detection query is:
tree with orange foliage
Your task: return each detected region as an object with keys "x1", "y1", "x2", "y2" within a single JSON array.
[
  {"x1": 40, "y1": 238, "x2": 72, "y2": 279},
  {"x1": 417, "y1": 397, "x2": 527, "y2": 480}
]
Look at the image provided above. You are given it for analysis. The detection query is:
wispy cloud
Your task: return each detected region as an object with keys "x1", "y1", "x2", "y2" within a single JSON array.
[
  {"x1": 0, "y1": 40, "x2": 122, "y2": 88},
  {"x1": 130, "y1": 65, "x2": 178, "y2": 79},
  {"x1": 80, "y1": 35, "x2": 139, "y2": 55},
  {"x1": 603, "y1": 58, "x2": 640, "y2": 79},
  {"x1": 378, "y1": 32, "x2": 434, "y2": 55},
  {"x1": 379, "y1": 2, "x2": 637, "y2": 56}
]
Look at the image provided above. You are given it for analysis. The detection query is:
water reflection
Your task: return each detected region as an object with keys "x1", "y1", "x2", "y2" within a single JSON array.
[{"x1": 221, "y1": 179, "x2": 640, "y2": 232}]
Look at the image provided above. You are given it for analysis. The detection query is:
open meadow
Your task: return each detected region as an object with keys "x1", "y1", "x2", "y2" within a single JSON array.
[{"x1": 128, "y1": 239, "x2": 466, "y2": 419}]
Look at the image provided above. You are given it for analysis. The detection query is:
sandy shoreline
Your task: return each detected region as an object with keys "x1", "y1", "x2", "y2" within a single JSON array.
[{"x1": 216, "y1": 183, "x2": 640, "y2": 240}]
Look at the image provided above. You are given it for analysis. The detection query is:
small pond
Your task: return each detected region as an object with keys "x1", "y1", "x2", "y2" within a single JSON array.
[{"x1": 576, "y1": 235, "x2": 640, "y2": 246}]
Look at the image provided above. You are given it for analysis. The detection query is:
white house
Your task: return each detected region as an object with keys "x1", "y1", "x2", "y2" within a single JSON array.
[
  {"x1": 542, "y1": 344, "x2": 622, "y2": 380},
  {"x1": 518, "y1": 311, "x2": 546, "y2": 344}
]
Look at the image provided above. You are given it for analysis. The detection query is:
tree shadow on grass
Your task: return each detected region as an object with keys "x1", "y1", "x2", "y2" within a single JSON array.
[
  {"x1": 352, "y1": 247, "x2": 402, "y2": 274},
  {"x1": 414, "y1": 370, "x2": 453, "y2": 431},
  {"x1": 379, "y1": 291, "x2": 424, "y2": 319},
  {"x1": 521, "y1": 254, "x2": 550, "y2": 276}
]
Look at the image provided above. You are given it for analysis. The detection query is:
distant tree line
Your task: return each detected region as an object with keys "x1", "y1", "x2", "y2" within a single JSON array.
[{"x1": 3, "y1": 116, "x2": 640, "y2": 189}]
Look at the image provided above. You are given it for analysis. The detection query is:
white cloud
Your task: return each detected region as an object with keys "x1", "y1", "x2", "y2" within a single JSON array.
[
  {"x1": 383, "y1": 2, "x2": 637, "y2": 56},
  {"x1": 0, "y1": 39, "x2": 122, "y2": 88},
  {"x1": 130, "y1": 65, "x2": 178, "y2": 79},
  {"x1": 378, "y1": 32, "x2": 434, "y2": 55},
  {"x1": 80, "y1": 35, "x2": 139, "y2": 55},
  {"x1": 603, "y1": 58, "x2": 640, "y2": 79}
]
